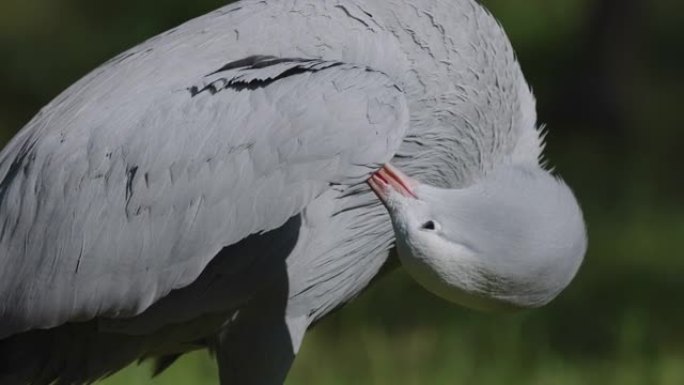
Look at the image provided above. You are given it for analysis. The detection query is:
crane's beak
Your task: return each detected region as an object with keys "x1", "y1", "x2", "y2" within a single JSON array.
[{"x1": 368, "y1": 164, "x2": 418, "y2": 204}]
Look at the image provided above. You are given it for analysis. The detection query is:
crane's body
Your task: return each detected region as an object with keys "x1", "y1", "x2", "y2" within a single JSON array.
[{"x1": 0, "y1": 1, "x2": 585, "y2": 384}]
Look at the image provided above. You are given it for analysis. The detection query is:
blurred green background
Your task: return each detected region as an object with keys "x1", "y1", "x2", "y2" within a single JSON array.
[{"x1": 1, "y1": 0, "x2": 683, "y2": 384}]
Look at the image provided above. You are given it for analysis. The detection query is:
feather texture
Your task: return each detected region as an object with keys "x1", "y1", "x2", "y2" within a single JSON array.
[
  {"x1": 0, "y1": 0, "x2": 543, "y2": 383},
  {"x1": 0, "y1": 54, "x2": 409, "y2": 338}
]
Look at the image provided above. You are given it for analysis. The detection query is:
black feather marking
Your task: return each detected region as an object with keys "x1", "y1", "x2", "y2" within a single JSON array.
[
  {"x1": 74, "y1": 246, "x2": 84, "y2": 274},
  {"x1": 207, "y1": 55, "x2": 277, "y2": 76},
  {"x1": 334, "y1": 4, "x2": 371, "y2": 28},
  {"x1": 189, "y1": 56, "x2": 345, "y2": 97},
  {"x1": 224, "y1": 64, "x2": 329, "y2": 91},
  {"x1": 125, "y1": 166, "x2": 138, "y2": 202}
]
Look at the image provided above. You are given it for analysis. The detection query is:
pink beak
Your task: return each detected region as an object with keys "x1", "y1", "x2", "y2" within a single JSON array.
[{"x1": 368, "y1": 163, "x2": 418, "y2": 203}]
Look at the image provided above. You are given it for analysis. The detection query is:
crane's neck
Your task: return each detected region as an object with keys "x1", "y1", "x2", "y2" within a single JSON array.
[{"x1": 363, "y1": 0, "x2": 541, "y2": 188}]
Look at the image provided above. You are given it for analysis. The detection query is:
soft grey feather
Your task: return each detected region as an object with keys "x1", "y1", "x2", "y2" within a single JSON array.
[
  {"x1": 0, "y1": 54, "x2": 408, "y2": 337},
  {"x1": 0, "y1": 0, "x2": 545, "y2": 384}
]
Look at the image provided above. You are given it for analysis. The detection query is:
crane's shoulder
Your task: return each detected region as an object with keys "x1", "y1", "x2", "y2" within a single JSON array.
[{"x1": 0, "y1": 53, "x2": 409, "y2": 339}]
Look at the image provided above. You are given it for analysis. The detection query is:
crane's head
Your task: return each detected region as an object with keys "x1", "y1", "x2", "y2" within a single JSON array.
[{"x1": 369, "y1": 163, "x2": 586, "y2": 311}]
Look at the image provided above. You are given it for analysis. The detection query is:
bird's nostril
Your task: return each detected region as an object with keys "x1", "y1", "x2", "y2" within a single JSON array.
[{"x1": 421, "y1": 220, "x2": 436, "y2": 230}]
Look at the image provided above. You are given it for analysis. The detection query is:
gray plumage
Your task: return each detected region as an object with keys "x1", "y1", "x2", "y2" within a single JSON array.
[{"x1": 0, "y1": 0, "x2": 585, "y2": 384}]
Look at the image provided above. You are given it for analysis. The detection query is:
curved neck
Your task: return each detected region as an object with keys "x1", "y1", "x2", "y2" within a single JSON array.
[{"x1": 362, "y1": 0, "x2": 540, "y2": 188}]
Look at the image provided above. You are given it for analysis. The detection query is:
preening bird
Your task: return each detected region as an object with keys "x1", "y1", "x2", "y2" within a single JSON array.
[{"x1": 0, "y1": 0, "x2": 586, "y2": 384}]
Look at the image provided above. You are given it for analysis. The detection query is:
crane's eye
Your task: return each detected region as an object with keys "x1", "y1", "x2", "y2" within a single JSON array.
[{"x1": 420, "y1": 220, "x2": 439, "y2": 231}]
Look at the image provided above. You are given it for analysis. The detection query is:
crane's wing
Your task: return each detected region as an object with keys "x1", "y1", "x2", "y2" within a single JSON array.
[{"x1": 0, "y1": 55, "x2": 409, "y2": 338}]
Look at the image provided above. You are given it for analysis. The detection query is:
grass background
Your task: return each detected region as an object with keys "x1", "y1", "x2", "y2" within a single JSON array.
[{"x1": 1, "y1": 0, "x2": 683, "y2": 383}]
